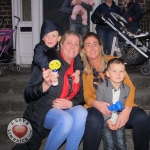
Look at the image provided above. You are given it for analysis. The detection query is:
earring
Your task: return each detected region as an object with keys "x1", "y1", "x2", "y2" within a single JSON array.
[{"x1": 57, "y1": 43, "x2": 59, "y2": 50}]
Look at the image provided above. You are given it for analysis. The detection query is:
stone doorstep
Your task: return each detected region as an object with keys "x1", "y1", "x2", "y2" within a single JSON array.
[
  {"x1": 0, "y1": 94, "x2": 27, "y2": 115},
  {"x1": 0, "y1": 78, "x2": 150, "y2": 94},
  {"x1": 0, "y1": 92, "x2": 150, "y2": 115},
  {"x1": 0, "y1": 136, "x2": 135, "y2": 150},
  {"x1": 0, "y1": 90, "x2": 150, "y2": 115},
  {"x1": 0, "y1": 114, "x2": 149, "y2": 150},
  {"x1": 0, "y1": 67, "x2": 150, "y2": 94}
]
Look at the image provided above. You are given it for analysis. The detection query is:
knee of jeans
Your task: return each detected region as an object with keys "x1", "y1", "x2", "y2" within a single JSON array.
[
  {"x1": 133, "y1": 107, "x2": 149, "y2": 124},
  {"x1": 75, "y1": 106, "x2": 88, "y2": 119},
  {"x1": 103, "y1": 138, "x2": 115, "y2": 149},
  {"x1": 87, "y1": 108, "x2": 104, "y2": 127},
  {"x1": 59, "y1": 114, "x2": 73, "y2": 132}
]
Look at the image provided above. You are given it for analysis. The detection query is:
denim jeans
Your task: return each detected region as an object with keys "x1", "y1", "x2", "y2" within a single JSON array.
[
  {"x1": 44, "y1": 105, "x2": 88, "y2": 150},
  {"x1": 83, "y1": 107, "x2": 104, "y2": 150},
  {"x1": 96, "y1": 27, "x2": 115, "y2": 55},
  {"x1": 83, "y1": 107, "x2": 150, "y2": 150},
  {"x1": 102, "y1": 122, "x2": 126, "y2": 150},
  {"x1": 70, "y1": 22, "x2": 89, "y2": 36}
]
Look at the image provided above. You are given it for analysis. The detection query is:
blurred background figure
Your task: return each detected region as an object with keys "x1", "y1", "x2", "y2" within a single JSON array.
[
  {"x1": 91, "y1": 0, "x2": 121, "y2": 55},
  {"x1": 61, "y1": 0, "x2": 93, "y2": 35},
  {"x1": 122, "y1": 0, "x2": 142, "y2": 34}
]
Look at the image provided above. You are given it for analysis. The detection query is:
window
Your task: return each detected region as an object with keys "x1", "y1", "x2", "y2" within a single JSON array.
[{"x1": 22, "y1": 0, "x2": 31, "y2": 21}]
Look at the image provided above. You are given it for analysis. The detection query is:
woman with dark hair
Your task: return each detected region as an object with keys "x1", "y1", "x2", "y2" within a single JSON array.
[{"x1": 80, "y1": 32, "x2": 150, "y2": 150}]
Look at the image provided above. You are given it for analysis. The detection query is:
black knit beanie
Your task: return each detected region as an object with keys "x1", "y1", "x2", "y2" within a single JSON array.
[{"x1": 40, "y1": 19, "x2": 62, "y2": 40}]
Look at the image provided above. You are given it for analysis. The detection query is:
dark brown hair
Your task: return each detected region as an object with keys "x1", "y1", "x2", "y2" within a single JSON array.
[{"x1": 107, "y1": 58, "x2": 125, "y2": 70}]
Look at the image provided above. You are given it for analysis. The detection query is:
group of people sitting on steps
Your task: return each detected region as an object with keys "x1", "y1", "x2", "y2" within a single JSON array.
[{"x1": 12, "y1": 0, "x2": 150, "y2": 150}]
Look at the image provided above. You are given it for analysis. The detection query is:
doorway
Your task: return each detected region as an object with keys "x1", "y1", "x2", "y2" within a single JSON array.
[{"x1": 43, "y1": 0, "x2": 69, "y2": 34}]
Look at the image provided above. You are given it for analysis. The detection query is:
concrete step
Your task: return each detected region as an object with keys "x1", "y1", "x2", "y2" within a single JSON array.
[
  {"x1": 0, "y1": 67, "x2": 149, "y2": 150},
  {"x1": 0, "y1": 67, "x2": 150, "y2": 95},
  {"x1": 0, "y1": 136, "x2": 136, "y2": 150},
  {"x1": 1, "y1": 136, "x2": 135, "y2": 150},
  {"x1": 1, "y1": 115, "x2": 150, "y2": 150},
  {"x1": 0, "y1": 75, "x2": 29, "y2": 94},
  {"x1": 0, "y1": 114, "x2": 135, "y2": 150},
  {"x1": 135, "y1": 89, "x2": 150, "y2": 110},
  {"x1": 0, "y1": 88, "x2": 150, "y2": 115},
  {"x1": 0, "y1": 94, "x2": 27, "y2": 115}
]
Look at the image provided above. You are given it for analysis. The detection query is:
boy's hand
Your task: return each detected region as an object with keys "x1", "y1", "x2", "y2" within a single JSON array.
[
  {"x1": 71, "y1": 70, "x2": 80, "y2": 83},
  {"x1": 107, "y1": 119, "x2": 116, "y2": 130},
  {"x1": 115, "y1": 106, "x2": 132, "y2": 130}
]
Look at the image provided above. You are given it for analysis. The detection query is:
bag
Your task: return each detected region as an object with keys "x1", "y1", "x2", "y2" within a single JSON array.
[
  {"x1": 95, "y1": 12, "x2": 107, "y2": 25},
  {"x1": 123, "y1": 47, "x2": 146, "y2": 66}
]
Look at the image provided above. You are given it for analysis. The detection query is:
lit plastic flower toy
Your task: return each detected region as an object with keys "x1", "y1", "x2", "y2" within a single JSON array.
[
  {"x1": 108, "y1": 101, "x2": 125, "y2": 112},
  {"x1": 49, "y1": 60, "x2": 61, "y2": 86}
]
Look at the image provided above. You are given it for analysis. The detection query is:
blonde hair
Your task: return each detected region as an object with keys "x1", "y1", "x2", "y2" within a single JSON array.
[
  {"x1": 59, "y1": 30, "x2": 82, "y2": 49},
  {"x1": 80, "y1": 32, "x2": 107, "y2": 75}
]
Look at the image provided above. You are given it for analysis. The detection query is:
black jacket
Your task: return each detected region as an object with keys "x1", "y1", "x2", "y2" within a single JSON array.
[
  {"x1": 31, "y1": 19, "x2": 62, "y2": 71},
  {"x1": 12, "y1": 50, "x2": 84, "y2": 150},
  {"x1": 91, "y1": 2, "x2": 121, "y2": 30},
  {"x1": 122, "y1": 2, "x2": 142, "y2": 31}
]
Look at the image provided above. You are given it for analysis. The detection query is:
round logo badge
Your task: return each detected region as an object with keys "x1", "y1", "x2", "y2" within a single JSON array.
[{"x1": 7, "y1": 118, "x2": 32, "y2": 143}]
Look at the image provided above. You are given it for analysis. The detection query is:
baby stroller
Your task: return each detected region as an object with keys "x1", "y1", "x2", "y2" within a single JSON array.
[
  {"x1": 96, "y1": 12, "x2": 150, "y2": 75},
  {"x1": 0, "y1": 16, "x2": 20, "y2": 77}
]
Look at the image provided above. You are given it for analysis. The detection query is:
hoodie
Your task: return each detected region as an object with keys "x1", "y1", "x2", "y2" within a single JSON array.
[{"x1": 31, "y1": 19, "x2": 62, "y2": 71}]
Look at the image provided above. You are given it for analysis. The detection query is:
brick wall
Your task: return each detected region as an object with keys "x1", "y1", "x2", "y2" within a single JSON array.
[{"x1": 0, "y1": 0, "x2": 12, "y2": 29}]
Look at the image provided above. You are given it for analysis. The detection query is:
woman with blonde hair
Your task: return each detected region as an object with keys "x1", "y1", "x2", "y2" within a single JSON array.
[
  {"x1": 81, "y1": 32, "x2": 150, "y2": 150},
  {"x1": 13, "y1": 30, "x2": 87, "y2": 150}
]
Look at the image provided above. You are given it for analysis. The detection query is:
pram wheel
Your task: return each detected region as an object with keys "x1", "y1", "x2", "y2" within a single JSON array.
[
  {"x1": 11, "y1": 65, "x2": 21, "y2": 72},
  {"x1": 0, "y1": 66, "x2": 3, "y2": 77},
  {"x1": 16, "y1": 65, "x2": 21, "y2": 72},
  {"x1": 141, "y1": 65, "x2": 150, "y2": 76}
]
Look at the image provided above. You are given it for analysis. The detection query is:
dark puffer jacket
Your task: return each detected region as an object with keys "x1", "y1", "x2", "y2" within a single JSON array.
[
  {"x1": 122, "y1": 2, "x2": 142, "y2": 32},
  {"x1": 91, "y1": 2, "x2": 122, "y2": 30},
  {"x1": 12, "y1": 50, "x2": 84, "y2": 150},
  {"x1": 31, "y1": 19, "x2": 61, "y2": 71}
]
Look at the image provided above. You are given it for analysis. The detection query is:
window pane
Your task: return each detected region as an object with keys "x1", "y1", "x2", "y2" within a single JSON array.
[{"x1": 22, "y1": 0, "x2": 31, "y2": 21}]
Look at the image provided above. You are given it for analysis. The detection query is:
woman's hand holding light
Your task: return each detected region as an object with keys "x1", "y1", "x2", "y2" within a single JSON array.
[{"x1": 42, "y1": 68, "x2": 58, "y2": 92}]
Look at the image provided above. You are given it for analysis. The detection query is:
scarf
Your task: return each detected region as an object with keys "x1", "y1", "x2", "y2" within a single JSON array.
[
  {"x1": 93, "y1": 68, "x2": 108, "y2": 89},
  {"x1": 59, "y1": 51, "x2": 80, "y2": 100}
]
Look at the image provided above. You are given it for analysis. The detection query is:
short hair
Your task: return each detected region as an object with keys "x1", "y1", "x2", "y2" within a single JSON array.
[{"x1": 107, "y1": 58, "x2": 125, "y2": 70}]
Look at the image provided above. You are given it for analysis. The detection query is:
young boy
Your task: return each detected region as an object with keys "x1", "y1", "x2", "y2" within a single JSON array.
[
  {"x1": 31, "y1": 19, "x2": 81, "y2": 83},
  {"x1": 96, "y1": 58, "x2": 129, "y2": 150}
]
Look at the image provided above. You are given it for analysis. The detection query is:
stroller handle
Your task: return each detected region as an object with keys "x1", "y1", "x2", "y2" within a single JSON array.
[
  {"x1": 0, "y1": 16, "x2": 5, "y2": 27},
  {"x1": 14, "y1": 16, "x2": 20, "y2": 29},
  {"x1": 99, "y1": 14, "x2": 149, "y2": 59},
  {"x1": 14, "y1": 16, "x2": 20, "y2": 22}
]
